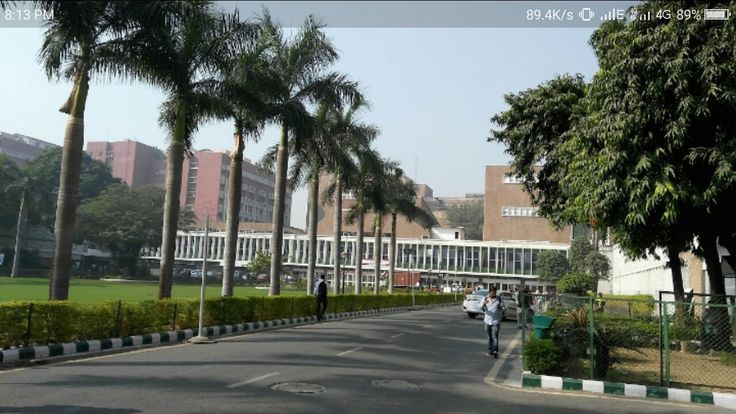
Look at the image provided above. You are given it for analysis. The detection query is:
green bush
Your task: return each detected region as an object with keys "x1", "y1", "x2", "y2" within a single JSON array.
[
  {"x1": 0, "y1": 293, "x2": 459, "y2": 348},
  {"x1": 523, "y1": 337, "x2": 559, "y2": 374},
  {"x1": 594, "y1": 314, "x2": 659, "y2": 348},
  {"x1": 599, "y1": 295, "x2": 655, "y2": 317},
  {"x1": 556, "y1": 272, "x2": 596, "y2": 294}
]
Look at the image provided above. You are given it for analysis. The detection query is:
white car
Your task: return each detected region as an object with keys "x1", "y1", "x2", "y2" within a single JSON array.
[{"x1": 462, "y1": 290, "x2": 517, "y2": 320}]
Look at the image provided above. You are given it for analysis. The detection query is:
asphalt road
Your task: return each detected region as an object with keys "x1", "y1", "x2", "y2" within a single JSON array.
[{"x1": 0, "y1": 306, "x2": 728, "y2": 413}]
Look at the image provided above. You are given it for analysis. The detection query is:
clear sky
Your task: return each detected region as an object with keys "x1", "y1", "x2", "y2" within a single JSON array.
[{"x1": 0, "y1": 9, "x2": 599, "y2": 229}]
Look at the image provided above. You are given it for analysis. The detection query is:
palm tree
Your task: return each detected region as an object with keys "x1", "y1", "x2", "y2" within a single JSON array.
[
  {"x1": 385, "y1": 176, "x2": 437, "y2": 293},
  {"x1": 218, "y1": 21, "x2": 279, "y2": 297},
  {"x1": 122, "y1": 4, "x2": 256, "y2": 298},
  {"x1": 371, "y1": 165, "x2": 401, "y2": 294},
  {"x1": 37, "y1": 1, "x2": 150, "y2": 299},
  {"x1": 344, "y1": 148, "x2": 384, "y2": 294},
  {"x1": 320, "y1": 100, "x2": 377, "y2": 294},
  {"x1": 259, "y1": 16, "x2": 359, "y2": 296}
]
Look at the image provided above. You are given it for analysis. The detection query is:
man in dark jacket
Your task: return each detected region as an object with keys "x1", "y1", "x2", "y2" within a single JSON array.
[{"x1": 314, "y1": 274, "x2": 328, "y2": 321}]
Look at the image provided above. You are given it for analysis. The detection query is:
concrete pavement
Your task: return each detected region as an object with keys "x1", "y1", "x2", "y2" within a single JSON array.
[{"x1": 0, "y1": 306, "x2": 728, "y2": 413}]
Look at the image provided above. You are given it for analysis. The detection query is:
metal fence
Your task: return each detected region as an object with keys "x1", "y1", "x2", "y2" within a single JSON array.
[{"x1": 520, "y1": 292, "x2": 736, "y2": 392}]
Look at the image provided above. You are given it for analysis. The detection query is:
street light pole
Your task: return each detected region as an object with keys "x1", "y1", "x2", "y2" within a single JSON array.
[{"x1": 191, "y1": 213, "x2": 215, "y2": 344}]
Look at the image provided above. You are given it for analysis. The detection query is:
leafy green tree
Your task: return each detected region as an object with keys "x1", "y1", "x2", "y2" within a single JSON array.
[
  {"x1": 488, "y1": 74, "x2": 586, "y2": 224},
  {"x1": 556, "y1": 271, "x2": 596, "y2": 295},
  {"x1": 445, "y1": 200, "x2": 483, "y2": 241},
  {"x1": 76, "y1": 185, "x2": 165, "y2": 275},
  {"x1": 21, "y1": 147, "x2": 119, "y2": 229},
  {"x1": 585, "y1": 251, "x2": 611, "y2": 282},
  {"x1": 0, "y1": 156, "x2": 23, "y2": 230},
  {"x1": 536, "y1": 250, "x2": 570, "y2": 284},
  {"x1": 564, "y1": 3, "x2": 736, "y2": 305},
  {"x1": 248, "y1": 250, "x2": 284, "y2": 277},
  {"x1": 569, "y1": 236, "x2": 592, "y2": 273}
]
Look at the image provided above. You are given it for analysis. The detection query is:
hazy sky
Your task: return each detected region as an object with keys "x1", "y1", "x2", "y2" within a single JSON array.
[{"x1": 0, "y1": 6, "x2": 599, "y2": 229}]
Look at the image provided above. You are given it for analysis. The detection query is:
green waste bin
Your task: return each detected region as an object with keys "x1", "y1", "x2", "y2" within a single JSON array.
[{"x1": 533, "y1": 314, "x2": 556, "y2": 339}]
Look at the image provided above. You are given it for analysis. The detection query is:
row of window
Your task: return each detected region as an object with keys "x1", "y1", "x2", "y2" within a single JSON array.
[{"x1": 501, "y1": 207, "x2": 539, "y2": 217}]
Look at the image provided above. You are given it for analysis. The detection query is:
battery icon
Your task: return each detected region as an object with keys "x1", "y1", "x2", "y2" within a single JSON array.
[{"x1": 704, "y1": 9, "x2": 730, "y2": 20}]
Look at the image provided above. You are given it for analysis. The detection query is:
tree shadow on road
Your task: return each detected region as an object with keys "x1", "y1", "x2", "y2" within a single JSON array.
[{"x1": 0, "y1": 406, "x2": 140, "y2": 413}]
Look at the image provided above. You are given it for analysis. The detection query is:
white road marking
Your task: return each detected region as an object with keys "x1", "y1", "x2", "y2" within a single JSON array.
[
  {"x1": 422, "y1": 325, "x2": 432, "y2": 328},
  {"x1": 336, "y1": 347, "x2": 362, "y2": 356},
  {"x1": 484, "y1": 330, "x2": 521, "y2": 382},
  {"x1": 390, "y1": 332, "x2": 405, "y2": 338},
  {"x1": 226, "y1": 372, "x2": 280, "y2": 389}
]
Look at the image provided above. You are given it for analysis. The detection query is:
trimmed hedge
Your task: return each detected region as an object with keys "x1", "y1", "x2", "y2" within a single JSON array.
[
  {"x1": 0, "y1": 293, "x2": 458, "y2": 348},
  {"x1": 523, "y1": 337, "x2": 559, "y2": 374}
]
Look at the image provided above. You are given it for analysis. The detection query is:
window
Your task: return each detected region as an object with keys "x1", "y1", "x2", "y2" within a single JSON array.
[
  {"x1": 502, "y1": 173, "x2": 523, "y2": 184},
  {"x1": 501, "y1": 206, "x2": 539, "y2": 217}
]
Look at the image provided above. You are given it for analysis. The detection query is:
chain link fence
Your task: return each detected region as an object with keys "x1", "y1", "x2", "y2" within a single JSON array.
[{"x1": 520, "y1": 292, "x2": 736, "y2": 392}]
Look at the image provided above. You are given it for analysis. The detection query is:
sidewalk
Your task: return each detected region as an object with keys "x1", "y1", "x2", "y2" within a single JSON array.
[{"x1": 485, "y1": 328, "x2": 524, "y2": 387}]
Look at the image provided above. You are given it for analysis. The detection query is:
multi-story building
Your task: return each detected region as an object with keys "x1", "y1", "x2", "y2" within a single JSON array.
[
  {"x1": 0, "y1": 131, "x2": 57, "y2": 165},
  {"x1": 483, "y1": 165, "x2": 571, "y2": 243},
  {"x1": 181, "y1": 150, "x2": 291, "y2": 225},
  {"x1": 86, "y1": 140, "x2": 166, "y2": 188}
]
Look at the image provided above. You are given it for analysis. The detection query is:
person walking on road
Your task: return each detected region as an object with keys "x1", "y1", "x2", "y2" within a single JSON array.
[
  {"x1": 482, "y1": 287, "x2": 505, "y2": 358},
  {"x1": 314, "y1": 274, "x2": 328, "y2": 321}
]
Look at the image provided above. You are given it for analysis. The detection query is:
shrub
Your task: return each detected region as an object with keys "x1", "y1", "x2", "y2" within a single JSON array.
[
  {"x1": 523, "y1": 337, "x2": 559, "y2": 374},
  {"x1": 0, "y1": 293, "x2": 459, "y2": 348},
  {"x1": 556, "y1": 271, "x2": 595, "y2": 295}
]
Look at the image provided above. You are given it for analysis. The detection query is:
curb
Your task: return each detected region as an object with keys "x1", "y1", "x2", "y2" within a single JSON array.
[
  {"x1": 521, "y1": 372, "x2": 736, "y2": 410},
  {"x1": 0, "y1": 302, "x2": 454, "y2": 366}
]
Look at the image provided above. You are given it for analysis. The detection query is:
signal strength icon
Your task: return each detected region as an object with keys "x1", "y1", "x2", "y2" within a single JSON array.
[
  {"x1": 638, "y1": 11, "x2": 651, "y2": 21},
  {"x1": 600, "y1": 8, "x2": 626, "y2": 21}
]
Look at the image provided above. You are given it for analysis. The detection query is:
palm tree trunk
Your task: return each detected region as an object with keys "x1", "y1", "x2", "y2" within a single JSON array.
[
  {"x1": 355, "y1": 208, "x2": 364, "y2": 294},
  {"x1": 388, "y1": 212, "x2": 397, "y2": 294},
  {"x1": 158, "y1": 104, "x2": 187, "y2": 299},
  {"x1": 306, "y1": 173, "x2": 319, "y2": 294},
  {"x1": 269, "y1": 124, "x2": 289, "y2": 296},
  {"x1": 49, "y1": 69, "x2": 89, "y2": 300},
  {"x1": 222, "y1": 120, "x2": 244, "y2": 297},
  {"x1": 11, "y1": 189, "x2": 26, "y2": 278},
  {"x1": 373, "y1": 212, "x2": 382, "y2": 294},
  {"x1": 333, "y1": 175, "x2": 342, "y2": 294}
]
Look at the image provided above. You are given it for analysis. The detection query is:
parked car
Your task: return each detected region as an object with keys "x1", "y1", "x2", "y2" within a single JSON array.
[{"x1": 463, "y1": 289, "x2": 516, "y2": 320}]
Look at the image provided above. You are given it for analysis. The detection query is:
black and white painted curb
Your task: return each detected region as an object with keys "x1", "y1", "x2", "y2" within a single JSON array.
[
  {"x1": 0, "y1": 303, "x2": 453, "y2": 366},
  {"x1": 522, "y1": 372, "x2": 736, "y2": 410}
]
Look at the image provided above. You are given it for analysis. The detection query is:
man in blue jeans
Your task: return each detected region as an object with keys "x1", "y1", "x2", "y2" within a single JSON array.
[{"x1": 482, "y1": 287, "x2": 505, "y2": 358}]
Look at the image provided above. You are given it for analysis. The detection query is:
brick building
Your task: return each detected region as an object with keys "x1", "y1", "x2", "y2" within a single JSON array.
[
  {"x1": 181, "y1": 150, "x2": 291, "y2": 225},
  {"x1": 86, "y1": 140, "x2": 166, "y2": 188},
  {"x1": 483, "y1": 165, "x2": 571, "y2": 243},
  {"x1": 0, "y1": 131, "x2": 57, "y2": 165}
]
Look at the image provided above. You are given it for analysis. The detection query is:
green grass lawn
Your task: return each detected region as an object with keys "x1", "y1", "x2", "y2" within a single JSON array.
[{"x1": 0, "y1": 276, "x2": 306, "y2": 304}]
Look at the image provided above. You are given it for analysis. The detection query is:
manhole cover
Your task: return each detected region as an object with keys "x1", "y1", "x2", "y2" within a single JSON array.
[
  {"x1": 271, "y1": 382, "x2": 326, "y2": 394},
  {"x1": 370, "y1": 380, "x2": 421, "y2": 390}
]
